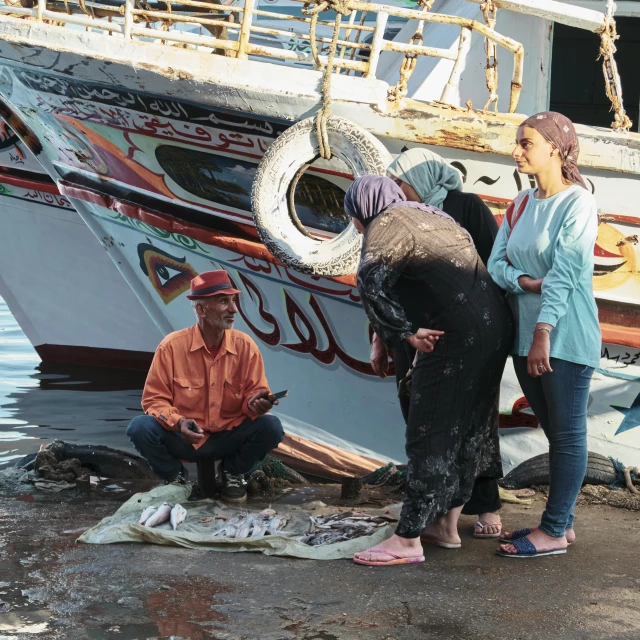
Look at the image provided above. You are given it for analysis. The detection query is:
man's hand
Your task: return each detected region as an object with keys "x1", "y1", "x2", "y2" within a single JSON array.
[
  {"x1": 370, "y1": 332, "x2": 390, "y2": 378},
  {"x1": 178, "y1": 418, "x2": 205, "y2": 444},
  {"x1": 527, "y1": 326, "x2": 553, "y2": 377},
  {"x1": 248, "y1": 390, "x2": 277, "y2": 416},
  {"x1": 405, "y1": 328, "x2": 445, "y2": 353},
  {"x1": 518, "y1": 275, "x2": 543, "y2": 294}
]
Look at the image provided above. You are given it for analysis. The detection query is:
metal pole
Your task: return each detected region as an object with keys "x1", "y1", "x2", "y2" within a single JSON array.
[
  {"x1": 124, "y1": 0, "x2": 134, "y2": 39},
  {"x1": 365, "y1": 10, "x2": 387, "y2": 78},
  {"x1": 237, "y1": 0, "x2": 255, "y2": 59}
]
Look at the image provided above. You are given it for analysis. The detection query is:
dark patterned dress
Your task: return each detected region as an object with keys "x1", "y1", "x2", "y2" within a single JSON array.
[{"x1": 357, "y1": 205, "x2": 514, "y2": 538}]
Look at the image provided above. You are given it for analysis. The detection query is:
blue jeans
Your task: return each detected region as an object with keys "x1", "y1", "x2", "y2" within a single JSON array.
[
  {"x1": 126, "y1": 414, "x2": 284, "y2": 481},
  {"x1": 512, "y1": 357, "x2": 593, "y2": 538}
]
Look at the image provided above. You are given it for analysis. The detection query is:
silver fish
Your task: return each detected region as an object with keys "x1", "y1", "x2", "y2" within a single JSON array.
[
  {"x1": 235, "y1": 514, "x2": 257, "y2": 540},
  {"x1": 268, "y1": 514, "x2": 289, "y2": 536},
  {"x1": 138, "y1": 506, "x2": 157, "y2": 525},
  {"x1": 145, "y1": 502, "x2": 172, "y2": 528},
  {"x1": 212, "y1": 513, "x2": 246, "y2": 537},
  {"x1": 170, "y1": 504, "x2": 187, "y2": 530}
]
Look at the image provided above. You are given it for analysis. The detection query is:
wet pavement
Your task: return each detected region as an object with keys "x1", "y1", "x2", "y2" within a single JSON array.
[{"x1": 1, "y1": 475, "x2": 639, "y2": 640}]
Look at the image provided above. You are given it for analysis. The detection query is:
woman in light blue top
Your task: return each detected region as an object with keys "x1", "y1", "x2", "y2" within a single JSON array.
[{"x1": 487, "y1": 111, "x2": 601, "y2": 558}]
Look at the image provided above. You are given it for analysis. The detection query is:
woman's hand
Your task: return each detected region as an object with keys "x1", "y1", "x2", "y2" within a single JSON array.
[
  {"x1": 370, "y1": 332, "x2": 390, "y2": 378},
  {"x1": 527, "y1": 325, "x2": 553, "y2": 377},
  {"x1": 518, "y1": 275, "x2": 543, "y2": 294},
  {"x1": 406, "y1": 328, "x2": 445, "y2": 353}
]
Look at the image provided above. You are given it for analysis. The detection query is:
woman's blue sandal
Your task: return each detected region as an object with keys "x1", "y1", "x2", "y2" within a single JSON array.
[
  {"x1": 500, "y1": 528, "x2": 573, "y2": 545},
  {"x1": 498, "y1": 527, "x2": 531, "y2": 544},
  {"x1": 496, "y1": 536, "x2": 567, "y2": 558}
]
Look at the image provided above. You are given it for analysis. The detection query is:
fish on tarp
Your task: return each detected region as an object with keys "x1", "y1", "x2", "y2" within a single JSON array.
[
  {"x1": 299, "y1": 512, "x2": 391, "y2": 546},
  {"x1": 138, "y1": 506, "x2": 157, "y2": 525},
  {"x1": 211, "y1": 509, "x2": 288, "y2": 539},
  {"x1": 145, "y1": 502, "x2": 172, "y2": 528},
  {"x1": 170, "y1": 504, "x2": 187, "y2": 530}
]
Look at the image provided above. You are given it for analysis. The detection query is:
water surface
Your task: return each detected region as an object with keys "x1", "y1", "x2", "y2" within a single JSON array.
[{"x1": 0, "y1": 297, "x2": 147, "y2": 467}]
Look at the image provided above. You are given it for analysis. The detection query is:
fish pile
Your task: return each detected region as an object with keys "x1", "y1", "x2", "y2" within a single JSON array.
[
  {"x1": 211, "y1": 508, "x2": 289, "y2": 539},
  {"x1": 138, "y1": 502, "x2": 187, "y2": 530},
  {"x1": 298, "y1": 512, "x2": 392, "y2": 546}
]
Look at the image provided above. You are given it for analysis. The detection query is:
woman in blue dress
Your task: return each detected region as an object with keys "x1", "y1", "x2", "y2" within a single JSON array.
[{"x1": 488, "y1": 112, "x2": 601, "y2": 558}]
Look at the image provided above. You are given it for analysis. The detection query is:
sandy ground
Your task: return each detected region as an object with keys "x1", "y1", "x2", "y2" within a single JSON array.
[{"x1": 1, "y1": 478, "x2": 639, "y2": 640}]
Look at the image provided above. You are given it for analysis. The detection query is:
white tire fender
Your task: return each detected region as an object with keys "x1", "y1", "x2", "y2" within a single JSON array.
[{"x1": 251, "y1": 115, "x2": 393, "y2": 276}]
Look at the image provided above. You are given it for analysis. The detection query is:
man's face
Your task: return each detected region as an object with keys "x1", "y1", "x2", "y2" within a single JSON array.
[{"x1": 197, "y1": 294, "x2": 238, "y2": 331}]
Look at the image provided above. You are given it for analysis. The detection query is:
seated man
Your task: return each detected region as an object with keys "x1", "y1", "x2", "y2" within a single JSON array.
[{"x1": 127, "y1": 270, "x2": 285, "y2": 503}]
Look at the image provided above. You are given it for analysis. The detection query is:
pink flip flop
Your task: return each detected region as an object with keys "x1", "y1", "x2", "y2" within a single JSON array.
[
  {"x1": 353, "y1": 548, "x2": 425, "y2": 566},
  {"x1": 473, "y1": 521, "x2": 503, "y2": 539}
]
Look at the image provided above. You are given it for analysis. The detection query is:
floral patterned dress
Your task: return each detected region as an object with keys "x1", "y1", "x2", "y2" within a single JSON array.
[{"x1": 357, "y1": 205, "x2": 514, "y2": 538}]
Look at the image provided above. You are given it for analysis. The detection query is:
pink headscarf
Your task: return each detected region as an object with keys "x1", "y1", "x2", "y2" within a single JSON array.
[{"x1": 520, "y1": 111, "x2": 587, "y2": 189}]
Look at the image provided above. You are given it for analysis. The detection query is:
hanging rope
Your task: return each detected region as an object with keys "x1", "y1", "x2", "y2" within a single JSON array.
[
  {"x1": 303, "y1": 0, "x2": 352, "y2": 160},
  {"x1": 387, "y1": 0, "x2": 434, "y2": 103},
  {"x1": 481, "y1": 0, "x2": 498, "y2": 112},
  {"x1": 596, "y1": 0, "x2": 632, "y2": 132}
]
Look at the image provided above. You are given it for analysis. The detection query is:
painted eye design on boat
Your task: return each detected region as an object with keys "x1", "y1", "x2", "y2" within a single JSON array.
[{"x1": 137, "y1": 243, "x2": 198, "y2": 305}]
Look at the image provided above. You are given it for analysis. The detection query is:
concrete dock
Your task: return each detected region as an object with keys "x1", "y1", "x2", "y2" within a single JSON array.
[{"x1": 1, "y1": 480, "x2": 639, "y2": 640}]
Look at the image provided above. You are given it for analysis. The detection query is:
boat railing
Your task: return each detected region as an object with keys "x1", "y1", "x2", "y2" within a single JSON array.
[{"x1": 0, "y1": 0, "x2": 629, "y2": 128}]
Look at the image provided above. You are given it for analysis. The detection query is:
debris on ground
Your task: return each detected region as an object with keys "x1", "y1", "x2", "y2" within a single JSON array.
[
  {"x1": 361, "y1": 463, "x2": 407, "y2": 491},
  {"x1": 579, "y1": 484, "x2": 640, "y2": 510},
  {"x1": 298, "y1": 511, "x2": 394, "y2": 546},
  {"x1": 499, "y1": 486, "x2": 534, "y2": 505},
  {"x1": 15, "y1": 439, "x2": 156, "y2": 481}
]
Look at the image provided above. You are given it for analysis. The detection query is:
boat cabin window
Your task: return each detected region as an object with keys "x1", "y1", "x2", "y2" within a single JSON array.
[
  {"x1": 550, "y1": 18, "x2": 640, "y2": 130},
  {"x1": 155, "y1": 145, "x2": 349, "y2": 234}
]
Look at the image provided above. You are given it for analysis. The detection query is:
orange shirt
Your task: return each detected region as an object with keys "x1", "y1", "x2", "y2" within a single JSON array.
[{"x1": 142, "y1": 325, "x2": 271, "y2": 450}]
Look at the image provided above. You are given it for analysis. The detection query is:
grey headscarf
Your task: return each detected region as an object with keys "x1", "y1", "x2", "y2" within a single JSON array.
[
  {"x1": 387, "y1": 147, "x2": 463, "y2": 209},
  {"x1": 344, "y1": 175, "x2": 472, "y2": 247}
]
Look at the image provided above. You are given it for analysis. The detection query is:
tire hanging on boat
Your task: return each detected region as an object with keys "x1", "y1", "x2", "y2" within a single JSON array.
[{"x1": 251, "y1": 115, "x2": 392, "y2": 276}]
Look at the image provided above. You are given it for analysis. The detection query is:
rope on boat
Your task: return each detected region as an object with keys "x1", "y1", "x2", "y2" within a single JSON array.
[
  {"x1": 303, "y1": 0, "x2": 352, "y2": 160},
  {"x1": 387, "y1": 0, "x2": 434, "y2": 103},
  {"x1": 597, "y1": 0, "x2": 632, "y2": 132}
]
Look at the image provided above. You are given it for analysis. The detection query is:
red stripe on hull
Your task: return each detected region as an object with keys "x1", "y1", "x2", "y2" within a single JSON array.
[{"x1": 58, "y1": 180, "x2": 359, "y2": 288}]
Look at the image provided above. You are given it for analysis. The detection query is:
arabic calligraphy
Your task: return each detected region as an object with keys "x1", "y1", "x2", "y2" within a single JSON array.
[
  {"x1": 230, "y1": 269, "x2": 375, "y2": 375},
  {"x1": 33, "y1": 93, "x2": 272, "y2": 156},
  {"x1": 23, "y1": 189, "x2": 73, "y2": 208},
  {"x1": 15, "y1": 69, "x2": 285, "y2": 137}
]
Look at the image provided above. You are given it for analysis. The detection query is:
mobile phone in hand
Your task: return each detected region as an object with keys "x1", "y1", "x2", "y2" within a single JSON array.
[
  {"x1": 267, "y1": 390, "x2": 288, "y2": 403},
  {"x1": 187, "y1": 420, "x2": 200, "y2": 433}
]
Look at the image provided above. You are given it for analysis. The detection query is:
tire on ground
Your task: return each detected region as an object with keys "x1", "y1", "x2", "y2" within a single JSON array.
[
  {"x1": 502, "y1": 451, "x2": 616, "y2": 488},
  {"x1": 251, "y1": 115, "x2": 392, "y2": 276}
]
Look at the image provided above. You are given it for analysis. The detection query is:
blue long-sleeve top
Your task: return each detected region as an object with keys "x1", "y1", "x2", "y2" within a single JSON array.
[{"x1": 487, "y1": 184, "x2": 601, "y2": 368}]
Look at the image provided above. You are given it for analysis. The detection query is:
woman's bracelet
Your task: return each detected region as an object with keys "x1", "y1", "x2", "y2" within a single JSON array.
[{"x1": 534, "y1": 327, "x2": 552, "y2": 335}]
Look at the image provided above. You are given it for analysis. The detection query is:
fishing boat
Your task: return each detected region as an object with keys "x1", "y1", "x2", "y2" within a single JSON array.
[
  {"x1": 0, "y1": 119, "x2": 163, "y2": 369},
  {"x1": 0, "y1": 0, "x2": 637, "y2": 470}
]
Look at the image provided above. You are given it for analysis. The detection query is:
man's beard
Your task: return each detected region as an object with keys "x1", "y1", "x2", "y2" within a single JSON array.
[{"x1": 205, "y1": 315, "x2": 235, "y2": 331}]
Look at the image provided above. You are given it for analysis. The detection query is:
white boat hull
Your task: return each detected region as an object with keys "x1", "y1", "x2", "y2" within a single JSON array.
[
  {"x1": 0, "y1": 173, "x2": 163, "y2": 368},
  {"x1": 0, "y1": 9, "x2": 637, "y2": 468}
]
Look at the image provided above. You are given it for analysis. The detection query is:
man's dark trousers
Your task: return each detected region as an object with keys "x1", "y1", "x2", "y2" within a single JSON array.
[{"x1": 127, "y1": 414, "x2": 284, "y2": 481}]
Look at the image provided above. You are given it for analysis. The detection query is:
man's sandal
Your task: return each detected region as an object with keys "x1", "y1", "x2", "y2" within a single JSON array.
[
  {"x1": 496, "y1": 536, "x2": 567, "y2": 558},
  {"x1": 353, "y1": 549, "x2": 425, "y2": 566},
  {"x1": 473, "y1": 521, "x2": 502, "y2": 539}
]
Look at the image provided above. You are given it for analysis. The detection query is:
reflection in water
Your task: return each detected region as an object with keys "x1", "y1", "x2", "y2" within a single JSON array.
[{"x1": 0, "y1": 297, "x2": 147, "y2": 467}]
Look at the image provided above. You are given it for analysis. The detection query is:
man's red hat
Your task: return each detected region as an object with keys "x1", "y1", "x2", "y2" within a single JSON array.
[{"x1": 186, "y1": 270, "x2": 241, "y2": 300}]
